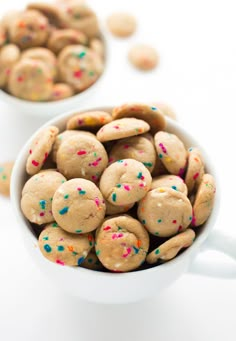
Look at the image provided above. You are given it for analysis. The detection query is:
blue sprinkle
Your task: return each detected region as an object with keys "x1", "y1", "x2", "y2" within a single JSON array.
[
  {"x1": 44, "y1": 244, "x2": 52, "y2": 253},
  {"x1": 77, "y1": 257, "x2": 85, "y2": 265},
  {"x1": 59, "y1": 206, "x2": 69, "y2": 215},
  {"x1": 171, "y1": 186, "x2": 177, "y2": 190},
  {"x1": 57, "y1": 245, "x2": 64, "y2": 252},
  {"x1": 151, "y1": 106, "x2": 157, "y2": 110},
  {"x1": 39, "y1": 200, "x2": 46, "y2": 210},
  {"x1": 142, "y1": 219, "x2": 146, "y2": 225},
  {"x1": 133, "y1": 246, "x2": 139, "y2": 254}
]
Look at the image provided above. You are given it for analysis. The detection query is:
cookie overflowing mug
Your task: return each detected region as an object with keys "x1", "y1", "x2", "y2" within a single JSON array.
[{"x1": 11, "y1": 105, "x2": 236, "y2": 304}]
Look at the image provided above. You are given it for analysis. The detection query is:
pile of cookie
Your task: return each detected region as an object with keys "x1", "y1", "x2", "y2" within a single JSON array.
[
  {"x1": 0, "y1": 0, "x2": 104, "y2": 102},
  {"x1": 20, "y1": 103, "x2": 216, "y2": 272}
]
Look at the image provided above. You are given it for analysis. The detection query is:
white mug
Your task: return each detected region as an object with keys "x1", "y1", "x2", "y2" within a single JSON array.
[{"x1": 11, "y1": 106, "x2": 236, "y2": 304}]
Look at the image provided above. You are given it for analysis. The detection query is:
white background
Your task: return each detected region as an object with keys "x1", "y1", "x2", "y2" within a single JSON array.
[{"x1": 0, "y1": 0, "x2": 236, "y2": 340}]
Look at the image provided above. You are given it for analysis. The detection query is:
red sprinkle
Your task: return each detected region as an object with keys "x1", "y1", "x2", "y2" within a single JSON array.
[
  {"x1": 32, "y1": 160, "x2": 39, "y2": 167},
  {"x1": 193, "y1": 172, "x2": 199, "y2": 180},
  {"x1": 56, "y1": 259, "x2": 65, "y2": 266},
  {"x1": 172, "y1": 220, "x2": 177, "y2": 224},
  {"x1": 103, "y1": 226, "x2": 111, "y2": 231},
  {"x1": 77, "y1": 150, "x2": 87, "y2": 155}
]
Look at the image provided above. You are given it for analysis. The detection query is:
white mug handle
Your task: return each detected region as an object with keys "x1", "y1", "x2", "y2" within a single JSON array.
[{"x1": 189, "y1": 229, "x2": 236, "y2": 278}]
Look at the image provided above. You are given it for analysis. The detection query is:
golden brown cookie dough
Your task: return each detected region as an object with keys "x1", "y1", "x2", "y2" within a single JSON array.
[
  {"x1": 8, "y1": 10, "x2": 49, "y2": 49},
  {"x1": 0, "y1": 161, "x2": 14, "y2": 197},
  {"x1": 154, "y1": 131, "x2": 187, "y2": 176},
  {"x1": 80, "y1": 249, "x2": 103, "y2": 270},
  {"x1": 105, "y1": 199, "x2": 134, "y2": 216},
  {"x1": 56, "y1": 133, "x2": 108, "y2": 181},
  {"x1": 21, "y1": 47, "x2": 57, "y2": 80},
  {"x1": 0, "y1": 44, "x2": 21, "y2": 88},
  {"x1": 112, "y1": 103, "x2": 166, "y2": 135},
  {"x1": 8, "y1": 59, "x2": 54, "y2": 101},
  {"x1": 151, "y1": 175, "x2": 188, "y2": 195},
  {"x1": 50, "y1": 83, "x2": 75, "y2": 101},
  {"x1": 146, "y1": 229, "x2": 195, "y2": 264},
  {"x1": 26, "y1": 125, "x2": 59, "y2": 175},
  {"x1": 137, "y1": 187, "x2": 192, "y2": 237},
  {"x1": 99, "y1": 159, "x2": 152, "y2": 206},
  {"x1": 58, "y1": 45, "x2": 103, "y2": 92},
  {"x1": 52, "y1": 178, "x2": 106, "y2": 234},
  {"x1": 107, "y1": 12, "x2": 136, "y2": 38},
  {"x1": 109, "y1": 135, "x2": 156, "y2": 173},
  {"x1": 185, "y1": 147, "x2": 205, "y2": 194},
  {"x1": 97, "y1": 118, "x2": 150, "y2": 142},
  {"x1": 38, "y1": 223, "x2": 94, "y2": 266},
  {"x1": 95, "y1": 215, "x2": 149, "y2": 272},
  {"x1": 47, "y1": 29, "x2": 88, "y2": 54},
  {"x1": 90, "y1": 38, "x2": 104, "y2": 58},
  {"x1": 21, "y1": 170, "x2": 66, "y2": 225},
  {"x1": 128, "y1": 44, "x2": 159, "y2": 71},
  {"x1": 191, "y1": 173, "x2": 216, "y2": 227},
  {"x1": 66, "y1": 111, "x2": 112, "y2": 130}
]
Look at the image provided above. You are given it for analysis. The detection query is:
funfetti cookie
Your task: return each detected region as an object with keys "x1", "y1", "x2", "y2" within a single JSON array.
[
  {"x1": 58, "y1": 45, "x2": 103, "y2": 92},
  {"x1": 151, "y1": 175, "x2": 188, "y2": 195},
  {"x1": 95, "y1": 215, "x2": 149, "y2": 272},
  {"x1": 47, "y1": 29, "x2": 88, "y2": 54},
  {"x1": 66, "y1": 111, "x2": 112, "y2": 131},
  {"x1": 0, "y1": 44, "x2": 21, "y2": 88},
  {"x1": 38, "y1": 223, "x2": 94, "y2": 266},
  {"x1": 26, "y1": 125, "x2": 58, "y2": 175},
  {"x1": 8, "y1": 10, "x2": 49, "y2": 49},
  {"x1": 154, "y1": 131, "x2": 187, "y2": 176},
  {"x1": 52, "y1": 178, "x2": 106, "y2": 234},
  {"x1": 185, "y1": 147, "x2": 205, "y2": 194},
  {"x1": 146, "y1": 229, "x2": 195, "y2": 264},
  {"x1": 8, "y1": 59, "x2": 53, "y2": 101},
  {"x1": 99, "y1": 159, "x2": 152, "y2": 206},
  {"x1": 50, "y1": 83, "x2": 75, "y2": 101},
  {"x1": 96, "y1": 118, "x2": 150, "y2": 142},
  {"x1": 107, "y1": 12, "x2": 136, "y2": 38},
  {"x1": 128, "y1": 44, "x2": 159, "y2": 71},
  {"x1": 21, "y1": 170, "x2": 66, "y2": 225},
  {"x1": 0, "y1": 161, "x2": 14, "y2": 197},
  {"x1": 56, "y1": 133, "x2": 108, "y2": 182},
  {"x1": 191, "y1": 173, "x2": 216, "y2": 227},
  {"x1": 109, "y1": 135, "x2": 156, "y2": 173},
  {"x1": 112, "y1": 103, "x2": 166, "y2": 134},
  {"x1": 137, "y1": 187, "x2": 192, "y2": 237}
]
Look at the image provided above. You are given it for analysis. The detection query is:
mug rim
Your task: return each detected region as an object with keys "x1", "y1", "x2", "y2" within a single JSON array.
[{"x1": 10, "y1": 105, "x2": 220, "y2": 278}]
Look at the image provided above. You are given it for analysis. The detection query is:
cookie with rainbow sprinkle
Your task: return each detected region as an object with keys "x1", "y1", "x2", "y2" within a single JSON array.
[
  {"x1": 58, "y1": 45, "x2": 103, "y2": 92},
  {"x1": 99, "y1": 159, "x2": 152, "y2": 206},
  {"x1": 47, "y1": 28, "x2": 88, "y2": 54},
  {"x1": 146, "y1": 228, "x2": 195, "y2": 264},
  {"x1": 26, "y1": 125, "x2": 59, "y2": 175},
  {"x1": 21, "y1": 170, "x2": 66, "y2": 225},
  {"x1": 112, "y1": 103, "x2": 166, "y2": 134},
  {"x1": 0, "y1": 44, "x2": 21, "y2": 88},
  {"x1": 185, "y1": 147, "x2": 205, "y2": 194},
  {"x1": 95, "y1": 215, "x2": 149, "y2": 272},
  {"x1": 52, "y1": 178, "x2": 106, "y2": 234},
  {"x1": 137, "y1": 187, "x2": 192, "y2": 237},
  {"x1": 151, "y1": 175, "x2": 188, "y2": 195},
  {"x1": 0, "y1": 161, "x2": 14, "y2": 197},
  {"x1": 66, "y1": 110, "x2": 112, "y2": 130},
  {"x1": 38, "y1": 222, "x2": 94, "y2": 266}
]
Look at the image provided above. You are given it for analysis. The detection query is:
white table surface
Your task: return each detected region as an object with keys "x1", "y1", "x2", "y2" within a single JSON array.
[{"x1": 0, "y1": 0, "x2": 236, "y2": 340}]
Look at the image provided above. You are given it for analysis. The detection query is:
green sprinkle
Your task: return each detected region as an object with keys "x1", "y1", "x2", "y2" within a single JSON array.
[
  {"x1": 64, "y1": 194, "x2": 69, "y2": 199},
  {"x1": 89, "y1": 71, "x2": 95, "y2": 76},
  {"x1": 155, "y1": 232, "x2": 159, "y2": 236},
  {"x1": 61, "y1": 180, "x2": 66, "y2": 183},
  {"x1": 2, "y1": 175, "x2": 6, "y2": 180},
  {"x1": 143, "y1": 162, "x2": 153, "y2": 167},
  {"x1": 96, "y1": 250, "x2": 101, "y2": 256},
  {"x1": 142, "y1": 220, "x2": 146, "y2": 225},
  {"x1": 112, "y1": 193, "x2": 117, "y2": 202},
  {"x1": 137, "y1": 172, "x2": 143, "y2": 179},
  {"x1": 75, "y1": 229, "x2": 82, "y2": 233},
  {"x1": 117, "y1": 160, "x2": 123, "y2": 163},
  {"x1": 189, "y1": 216, "x2": 192, "y2": 220},
  {"x1": 72, "y1": 251, "x2": 78, "y2": 256},
  {"x1": 159, "y1": 154, "x2": 163, "y2": 159},
  {"x1": 52, "y1": 222, "x2": 58, "y2": 228},
  {"x1": 94, "y1": 152, "x2": 97, "y2": 157},
  {"x1": 155, "y1": 249, "x2": 160, "y2": 255},
  {"x1": 57, "y1": 245, "x2": 64, "y2": 252},
  {"x1": 157, "y1": 219, "x2": 162, "y2": 223},
  {"x1": 79, "y1": 190, "x2": 86, "y2": 195},
  {"x1": 116, "y1": 184, "x2": 122, "y2": 188},
  {"x1": 42, "y1": 236, "x2": 48, "y2": 241},
  {"x1": 50, "y1": 197, "x2": 53, "y2": 202},
  {"x1": 118, "y1": 226, "x2": 122, "y2": 231}
]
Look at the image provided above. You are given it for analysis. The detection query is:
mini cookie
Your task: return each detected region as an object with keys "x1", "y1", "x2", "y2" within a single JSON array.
[
  {"x1": 56, "y1": 134, "x2": 108, "y2": 181},
  {"x1": 96, "y1": 118, "x2": 150, "y2": 142},
  {"x1": 58, "y1": 2, "x2": 99, "y2": 38},
  {"x1": 128, "y1": 44, "x2": 159, "y2": 71},
  {"x1": 50, "y1": 83, "x2": 75, "y2": 101},
  {"x1": 8, "y1": 10, "x2": 49, "y2": 49},
  {"x1": 47, "y1": 29, "x2": 88, "y2": 54},
  {"x1": 52, "y1": 130, "x2": 95, "y2": 162},
  {"x1": 0, "y1": 161, "x2": 14, "y2": 197},
  {"x1": 80, "y1": 249, "x2": 103, "y2": 271},
  {"x1": 146, "y1": 229, "x2": 195, "y2": 264},
  {"x1": 8, "y1": 59, "x2": 53, "y2": 101},
  {"x1": 21, "y1": 47, "x2": 57, "y2": 80},
  {"x1": 99, "y1": 159, "x2": 152, "y2": 206},
  {"x1": 90, "y1": 38, "x2": 105, "y2": 58},
  {"x1": 58, "y1": 45, "x2": 103, "y2": 92},
  {"x1": 105, "y1": 199, "x2": 134, "y2": 216},
  {"x1": 95, "y1": 215, "x2": 149, "y2": 272},
  {"x1": 152, "y1": 102, "x2": 177, "y2": 120},
  {"x1": 0, "y1": 24, "x2": 7, "y2": 47},
  {"x1": 185, "y1": 147, "x2": 205, "y2": 194},
  {"x1": 0, "y1": 44, "x2": 21, "y2": 88},
  {"x1": 27, "y1": 2, "x2": 62, "y2": 27},
  {"x1": 107, "y1": 12, "x2": 136, "y2": 38},
  {"x1": 154, "y1": 131, "x2": 187, "y2": 176},
  {"x1": 151, "y1": 175, "x2": 188, "y2": 195},
  {"x1": 52, "y1": 178, "x2": 106, "y2": 234},
  {"x1": 137, "y1": 187, "x2": 192, "y2": 237},
  {"x1": 66, "y1": 111, "x2": 112, "y2": 130},
  {"x1": 109, "y1": 135, "x2": 156, "y2": 173},
  {"x1": 112, "y1": 103, "x2": 166, "y2": 134},
  {"x1": 21, "y1": 170, "x2": 66, "y2": 225},
  {"x1": 38, "y1": 223, "x2": 94, "y2": 266},
  {"x1": 26, "y1": 125, "x2": 59, "y2": 175},
  {"x1": 192, "y1": 174, "x2": 216, "y2": 227}
]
